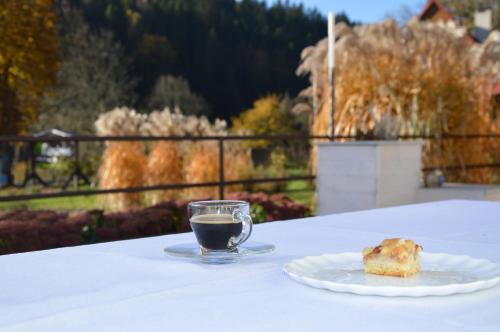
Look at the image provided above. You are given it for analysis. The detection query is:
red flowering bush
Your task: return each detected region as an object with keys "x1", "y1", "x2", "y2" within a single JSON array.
[
  {"x1": 226, "y1": 192, "x2": 311, "y2": 222},
  {"x1": 0, "y1": 192, "x2": 309, "y2": 255}
]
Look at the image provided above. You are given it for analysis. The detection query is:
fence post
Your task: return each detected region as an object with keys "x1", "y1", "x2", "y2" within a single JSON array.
[
  {"x1": 73, "y1": 140, "x2": 80, "y2": 187},
  {"x1": 21, "y1": 141, "x2": 48, "y2": 188},
  {"x1": 218, "y1": 138, "x2": 225, "y2": 199},
  {"x1": 62, "y1": 139, "x2": 90, "y2": 189}
]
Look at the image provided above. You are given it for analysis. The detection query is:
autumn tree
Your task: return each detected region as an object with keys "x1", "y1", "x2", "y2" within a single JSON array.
[
  {"x1": 146, "y1": 75, "x2": 208, "y2": 115},
  {"x1": 36, "y1": 5, "x2": 135, "y2": 134},
  {"x1": 0, "y1": 0, "x2": 59, "y2": 134},
  {"x1": 64, "y1": 0, "x2": 328, "y2": 119},
  {"x1": 231, "y1": 95, "x2": 299, "y2": 148}
]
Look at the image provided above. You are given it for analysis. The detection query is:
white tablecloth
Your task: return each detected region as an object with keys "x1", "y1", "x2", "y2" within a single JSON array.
[{"x1": 1, "y1": 200, "x2": 499, "y2": 332}]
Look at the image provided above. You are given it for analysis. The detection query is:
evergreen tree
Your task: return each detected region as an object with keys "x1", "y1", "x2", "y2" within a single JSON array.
[{"x1": 65, "y1": 0, "x2": 328, "y2": 119}]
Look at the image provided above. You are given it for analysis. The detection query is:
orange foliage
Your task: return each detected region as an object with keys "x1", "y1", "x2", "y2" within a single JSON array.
[
  {"x1": 298, "y1": 20, "x2": 500, "y2": 183},
  {"x1": 95, "y1": 108, "x2": 147, "y2": 210},
  {"x1": 98, "y1": 142, "x2": 147, "y2": 211},
  {"x1": 146, "y1": 141, "x2": 184, "y2": 202},
  {"x1": 185, "y1": 142, "x2": 219, "y2": 199},
  {"x1": 0, "y1": 0, "x2": 59, "y2": 134},
  {"x1": 185, "y1": 141, "x2": 253, "y2": 199}
]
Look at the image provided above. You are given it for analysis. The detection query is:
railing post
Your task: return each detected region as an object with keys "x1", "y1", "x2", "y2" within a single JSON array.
[
  {"x1": 218, "y1": 138, "x2": 225, "y2": 199},
  {"x1": 62, "y1": 139, "x2": 90, "y2": 189},
  {"x1": 73, "y1": 140, "x2": 80, "y2": 188}
]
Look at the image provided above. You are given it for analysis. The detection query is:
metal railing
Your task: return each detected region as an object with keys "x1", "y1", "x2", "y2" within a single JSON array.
[
  {"x1": 0, "y1": 134, "x2": 330, "y2": 202},
  {"x1": 0, "y1": 133, "x2": 499, "y2": 203}
]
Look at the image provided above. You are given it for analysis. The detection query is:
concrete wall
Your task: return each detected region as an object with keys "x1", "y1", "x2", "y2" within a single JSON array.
[
  {"x1": 316, "y1": 140, "x2": 500, "y2": 215},
  {"x1": 316, "y1": 141, "x2": 423, "y2": 215}
]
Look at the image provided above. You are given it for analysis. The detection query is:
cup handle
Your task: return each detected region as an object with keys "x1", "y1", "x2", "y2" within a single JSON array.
[{"x1": 228, "y1": 209, "x2": 253, "y2": 249}]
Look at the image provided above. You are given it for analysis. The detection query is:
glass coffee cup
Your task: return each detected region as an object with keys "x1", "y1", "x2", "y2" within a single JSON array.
[{"x1": 188, "y1": 200, "x2": 253, "y2": 255}]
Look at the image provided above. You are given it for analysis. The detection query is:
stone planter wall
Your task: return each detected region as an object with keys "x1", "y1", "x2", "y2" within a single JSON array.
[{"x1": 316, "y1": 141, "x2": 423, "y2": 215}]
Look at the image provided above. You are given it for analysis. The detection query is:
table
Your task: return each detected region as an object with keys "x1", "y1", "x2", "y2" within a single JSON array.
[{"x1": 1, "y1": 200, "x2": 499, "y2": 331}]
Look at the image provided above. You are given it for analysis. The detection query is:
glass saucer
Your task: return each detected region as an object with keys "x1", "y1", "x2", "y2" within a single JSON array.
[{"x1": 164, "y1": 241, "x2": 275, "y2": 264}]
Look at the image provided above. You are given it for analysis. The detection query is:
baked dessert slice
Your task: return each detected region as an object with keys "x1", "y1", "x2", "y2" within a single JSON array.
[{"x1": 362, "y1": 238, "x2": 422, "y2": 277}]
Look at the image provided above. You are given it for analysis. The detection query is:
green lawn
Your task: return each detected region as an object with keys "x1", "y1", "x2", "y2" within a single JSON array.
[
  {"x1": 282, "y1": 179, "x2": 315, "y2": 206},
  {"x1": 0, "y1": 164, "x2": 315, "y2": 212},
  {"x1": 0, "y1": 180, "x2": 315, "y2": 213},
  {"x1": 0, "y1": 195, "x2": 100, "y2": 211}
]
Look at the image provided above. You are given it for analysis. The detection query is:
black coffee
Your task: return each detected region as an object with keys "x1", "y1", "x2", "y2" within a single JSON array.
[{"x1": 190, "y1": 214, "x2": 243, "y2": 250}]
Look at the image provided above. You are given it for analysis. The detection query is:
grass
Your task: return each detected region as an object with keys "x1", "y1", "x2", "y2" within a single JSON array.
[
  {"x1": 282, "y1": 179, "x2": 314, "y2": 207},
  {"x1": 0, "y1": 165, "x2": 315, "y2": 212},
  {"x1": 0, "y1": 195, "x2": 100, "y2": 211},
  {"x1": 0, "y1": 180, "x2": 315, "y2": 213}
]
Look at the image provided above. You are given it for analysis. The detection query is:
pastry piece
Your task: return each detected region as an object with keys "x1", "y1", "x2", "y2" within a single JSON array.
[{"x1": 362, "y1": 238, "x2": 422, "y2": 277}]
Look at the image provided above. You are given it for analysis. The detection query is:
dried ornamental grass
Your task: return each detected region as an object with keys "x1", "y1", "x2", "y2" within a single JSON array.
[
  {"x1": 142, "y1": 107, "x2": 253, "y2": 199},
  {"x1": 185, "y1": 141, "x2": 254, "y2": 199},
  {"x1": 185, "y1": 141, "x2": 219, "y2": 198},
  {"x1": 184, "y1": 115, "x2": 226, "y2": 198},
  {"x1": 145, "y1": 141, "x2": 183, "y2": 203},
  {"x1": 95, "y1": 106, "x2": 255, "y2": 204},
  {"x1": 224, "y1": 141, "x2": 253, "y2": 194},
  {"x1": 142, "y1": 108, "x2": 185, "y2": 202},
  {"x1": 95, "y1": 107, "x2": 147, "y2": 210},
  {"x1": 98, "y1": 142, "x2": 147, "y2": 210},
  {"x1": 297, "y1": 19, "x2": 500, "y2": 183},
  {"x1": 182, "y1": 114, "x2": 254, "y2": 198}
]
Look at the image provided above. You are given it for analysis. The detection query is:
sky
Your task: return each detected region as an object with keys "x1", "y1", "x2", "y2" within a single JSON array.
[{"x1": 265, "y1": 0, "x2": 427, "y2": 24}]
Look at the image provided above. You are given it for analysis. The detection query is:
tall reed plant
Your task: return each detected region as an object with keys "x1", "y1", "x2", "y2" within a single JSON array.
[
  {"x1": 297, "y1": 19, "x2": 500, "y2": 182},
  {"x1": 95, "y1": 107, "x2": 147, "y2": 210},
  {"x1": 142, "y1": 108, "x2": 185, "y2": 202}
]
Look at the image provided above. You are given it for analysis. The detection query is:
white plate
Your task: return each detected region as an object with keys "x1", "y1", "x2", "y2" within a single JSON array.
[{"x1": 283, "y1": 252, "x2": 500, "y2": 297}]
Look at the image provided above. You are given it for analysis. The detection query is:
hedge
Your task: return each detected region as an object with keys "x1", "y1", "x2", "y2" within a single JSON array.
[{"x1": 0, "y1": 192, "x2": 310, "y2": 255}]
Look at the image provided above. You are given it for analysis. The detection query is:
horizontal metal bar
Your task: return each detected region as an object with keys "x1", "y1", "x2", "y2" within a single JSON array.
[
  {"x1": 225, "y1": 175, "x2": 315, "y2": 185},
  {"x1": 1, "y1": 133, "x2": 499, "y2": 143},
  {"x1": 398, "y1": 134, "x2": 500, "y2": 139},
  {"x1": 423, "y1": 163, "x2": 500, "y2": 172},
  {"x1": 0, "y1": 135, "x2": 336, "y2": 143},
  {"x1": 0, "y1": 175, "x2": 315, "y2": 202}
]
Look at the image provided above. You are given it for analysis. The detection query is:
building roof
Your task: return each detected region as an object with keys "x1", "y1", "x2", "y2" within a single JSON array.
[
  {"x1": 418, "y1": 1, "x2": 499, "y2": 98},
  {"x1": 418, "y1": 0, "x2": 487, "y2": 43},
  {"x1": 418, "y1": 0, "x2": 456, "y2": 23},
  {"x1": 472, "y1": 27, "x2": 491, "y2": 43},
  {"x1": 34, "y1": 129, "x2": 76, "y2": 138}
]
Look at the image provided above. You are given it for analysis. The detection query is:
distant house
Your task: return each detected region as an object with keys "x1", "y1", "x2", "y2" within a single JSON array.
[
  {"x1": 419, "y1": 0, "x2": 500, "y2": 104},
  {"x1": 419, "y1": 0, "x2": 459, "y2": 24},
  {"x1": 418, "y1": 0, "x2": 498, "y2": 42},
  {"x1": 34, "y1": 129, "x2": 75, "y2": 164}
]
